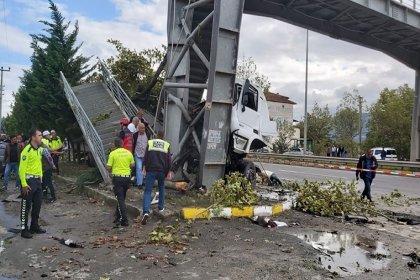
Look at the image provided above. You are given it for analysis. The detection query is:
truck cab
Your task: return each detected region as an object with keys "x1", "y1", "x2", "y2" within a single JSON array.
[{"x1": 231, "y1": 79, "x2": 277, "y2": 154}]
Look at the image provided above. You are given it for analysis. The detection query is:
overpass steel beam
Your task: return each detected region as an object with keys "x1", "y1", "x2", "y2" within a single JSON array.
[
  {"x1": 198, "y1": 0, "x2": 245, "y2": 188},
  {"x1": 411, "y1": 71, "x2": 420, "y2": 161},
  {"x1": 166, "y1": 0, "x2": 193, "y2": 169}
]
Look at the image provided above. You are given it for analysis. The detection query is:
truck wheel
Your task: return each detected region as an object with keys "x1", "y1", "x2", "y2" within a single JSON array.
[{"x1": 239, "y1": 160, "x2": 256, "y2": 187}]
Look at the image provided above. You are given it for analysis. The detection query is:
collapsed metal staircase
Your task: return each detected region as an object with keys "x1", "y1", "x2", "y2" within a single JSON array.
[{"x1": 60, "y1": 59, "x2": 160, "y2": 183}]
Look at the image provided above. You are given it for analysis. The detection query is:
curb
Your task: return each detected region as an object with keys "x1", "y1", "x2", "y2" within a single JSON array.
[{"x1": 182, "y1": 203, "x2": 289, "y2": 220}]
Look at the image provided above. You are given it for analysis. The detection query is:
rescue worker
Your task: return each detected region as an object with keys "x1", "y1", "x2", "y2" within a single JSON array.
[
  {"x1": 356, "y1": 149, "x2": 378, "y2": 202},
  {"x1": 41, "y1": 130, "x2": 52, "y2": 147},
  {"x1": 107, "y1": 138, "x2": 135, "y2": 227},
  {"x1": 141, "y1": 131, "x2": 172, "y2": 225},
  {"x1": 119, "y1": 117, "x2": 134, "y2": 152},
  {"x1": 50, "y1": 130, "x2": 63, "y2": 175},
  {"x1": 19, "y1": 128, "x2": 55, "y2": 239}
]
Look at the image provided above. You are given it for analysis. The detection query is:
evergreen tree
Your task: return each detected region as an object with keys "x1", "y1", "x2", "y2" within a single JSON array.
[{"x1": 6, "y1": 0, "x2": 91, "y2": 137}]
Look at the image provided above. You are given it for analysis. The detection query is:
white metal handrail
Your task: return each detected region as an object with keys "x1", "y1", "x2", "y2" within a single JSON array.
[
  {"x1": 97, "y1": 58, "x2": 157, "y2": 137},
  {"x1": 60, "y1": 72, "x2": 110, "y2": 183},
  {"x1": 395, "y1": 0, "x2": 420, "y2": 12}
]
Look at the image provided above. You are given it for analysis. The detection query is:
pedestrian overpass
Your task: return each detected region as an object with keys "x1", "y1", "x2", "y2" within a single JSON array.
[{"x1": 165, "y1": 0, "x2": 420, "y2": 187}]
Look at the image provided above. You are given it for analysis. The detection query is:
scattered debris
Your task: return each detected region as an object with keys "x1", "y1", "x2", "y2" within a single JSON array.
[
  {"x1": 344, "y1": 215, "x2": 368, "y2": 224},
  {"x1": 250, "y1": 216, "x2": 288, "y2": 228},
  {"x1": 51, "y1": 236, "x2": 84, "y2": 248},
  {"x1": 403, "y1": 252, "x2": 420, "y2": 268}
]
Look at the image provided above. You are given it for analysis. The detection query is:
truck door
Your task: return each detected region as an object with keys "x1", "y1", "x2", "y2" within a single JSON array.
[{"x1": 237, "y1": 82, "x2": 260, "y2": 134}]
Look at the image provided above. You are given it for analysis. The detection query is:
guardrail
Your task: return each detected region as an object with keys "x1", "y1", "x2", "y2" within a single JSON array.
[
  {"x1": 98, "y1": 58, "x2": 158, "y2": 137},
  {"x1": 60, "y1": 72, "x2": 111, "y2": 183},
  {"x1": 247, "y1": 152, "x2": 420, "y2": 171}
]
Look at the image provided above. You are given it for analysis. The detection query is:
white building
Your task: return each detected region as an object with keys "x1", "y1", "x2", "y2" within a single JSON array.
[{"x1": 266, "y1": 92, "x2": 300, "y2": 148}]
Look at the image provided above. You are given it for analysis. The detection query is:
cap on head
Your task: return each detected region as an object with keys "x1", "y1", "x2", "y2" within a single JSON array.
[
  {"x1": 51, "y1": 130, "x2": 56, "y2": 134},
  {"x1": 120, "y1": 117, "x2": 129, "y2": 126},
  {"x1": 42, "y1": 130, "x2": 50, "y2": 137}
]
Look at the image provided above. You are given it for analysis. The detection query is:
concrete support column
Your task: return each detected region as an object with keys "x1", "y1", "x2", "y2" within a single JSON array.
[{"x1": 410, "y1": 70, "x2": 420, "y2": 161}]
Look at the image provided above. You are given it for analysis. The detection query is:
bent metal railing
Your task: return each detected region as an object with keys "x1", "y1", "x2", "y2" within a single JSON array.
[
  {"x1": 97, "y1": 58, "x2": 157, "y2": 137},
  {"x1": 60, "y1": 72, "x2": 111, "y2": 184}
]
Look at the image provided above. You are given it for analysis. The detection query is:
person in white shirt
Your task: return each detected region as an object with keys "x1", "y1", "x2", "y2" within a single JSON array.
[
  {"x1": 127, "y1": 117, "x2": 140, "y2": 133},
  {"x1": 256, "y1": 167, "x2": 282, "y2": 186}
]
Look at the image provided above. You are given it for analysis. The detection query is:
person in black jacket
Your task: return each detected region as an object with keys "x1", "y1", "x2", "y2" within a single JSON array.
[{"x1": 356, "y1": 149, "x2": 378, "y2": 202}]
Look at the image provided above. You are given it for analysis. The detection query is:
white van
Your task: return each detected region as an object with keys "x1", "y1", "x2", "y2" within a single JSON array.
[{"x1": 371, "y1": 147, "x2": 398, "y2": 160}]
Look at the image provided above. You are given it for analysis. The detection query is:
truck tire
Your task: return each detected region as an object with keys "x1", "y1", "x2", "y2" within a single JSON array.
[{"x1": 238, "y1": 160, "x2": 256, "y2": 187}]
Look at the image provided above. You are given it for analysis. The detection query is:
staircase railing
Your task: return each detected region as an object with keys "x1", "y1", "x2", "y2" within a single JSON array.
[
  {"x1": 98, "y1": 58, "x2": 157, "y2": 137},
  {"x1": 60, "y1": 72, "x2": 111, "y2": 184}
]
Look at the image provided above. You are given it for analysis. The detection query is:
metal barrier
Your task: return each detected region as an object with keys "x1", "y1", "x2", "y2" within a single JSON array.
[
  {"x1": 248, "y1": 152, "x2": 420, "y2": 171},
  {"x1": 396, "y1": 0, "x2": 420, "y2": 12},
  {"x1": 97, "y1": 58, "x2": 157, "y2": 137},
  {"x1": 60, "y1": 72, "x2": 111, "y2": 183}
]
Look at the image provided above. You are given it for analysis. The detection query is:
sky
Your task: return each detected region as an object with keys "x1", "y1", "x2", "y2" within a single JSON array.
[{"x1": 0, "y1": 0, "x2": 415, "y2": 121}]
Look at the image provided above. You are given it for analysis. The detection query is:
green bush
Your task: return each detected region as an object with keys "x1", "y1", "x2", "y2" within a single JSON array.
[{"x1": 209, "y1": 172, "x2": 259, "y2": 207}]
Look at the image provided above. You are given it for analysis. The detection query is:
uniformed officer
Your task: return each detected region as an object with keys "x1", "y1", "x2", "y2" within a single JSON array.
[
  {"x1": 50, "y1": 130, "x2": 63, "y2": 175},
  {"x1": 19, "y1": 128, "x2": 55, "y2": 239},
  {"x1": 107, "y1": 137, "x2": 135, "y2": 227},
  {"x1": 141, "y1": 131, "x2": 172, "y2": 225}
]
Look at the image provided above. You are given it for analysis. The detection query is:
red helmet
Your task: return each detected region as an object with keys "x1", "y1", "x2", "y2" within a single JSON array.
[{"x1": 120, "y1": 117, "x2": 129, "y2": 126}]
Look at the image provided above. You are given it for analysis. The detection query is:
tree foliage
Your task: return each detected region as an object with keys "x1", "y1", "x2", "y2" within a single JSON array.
[
  {"x1": 4, "y1": 0, "x2": 91, "y2": 138},
  {"x1": 236, "y1": 56, "x2": 271, "y2": 94},
  {"x1": 297, "y1": 102, "x2": 333, "y2": 155},
  {"x1": 272, "y1": 120, "x2": 296, "y2": 153},
  {"x1": 333, "y1": 90, "x2": 365, "y2": 157},
  {"x1": 365, "y1": 84, "x2": 414, "y2": 160},
  {"x1": 104, "y1": 39, "x2": 166, "y2": 114}
]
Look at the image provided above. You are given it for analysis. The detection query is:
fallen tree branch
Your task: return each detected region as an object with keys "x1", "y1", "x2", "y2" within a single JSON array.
[{"x1": 357, "y1": 206, "x2": 405, "y2": 225}]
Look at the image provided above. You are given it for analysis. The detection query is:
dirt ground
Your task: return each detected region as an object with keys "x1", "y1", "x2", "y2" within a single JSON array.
[{"x1": 0, "y1": 174, "x2": 419, "y2": 279}]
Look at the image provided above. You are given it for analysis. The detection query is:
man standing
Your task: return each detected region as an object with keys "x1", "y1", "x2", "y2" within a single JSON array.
[
  {"x1": 19, "y1": 128, "x2": 56, "y2": 238},
  {"x1": 107, "y1": 138, "x2": 135, "y2": 227},
  {"x1": 356, "y1": 149, "x2": 378, "y2": 202},
  {"x1": 50, "y1": 130, "x2": 63, "y2": 175},
  {"x1": 41, "y1": 131, "x2": 52, "y2": 147},
  {"x1": 380, "y1": 147, "x2": 386, "y2": 160},
  {"x1": 3, "y1": 135, "x2": 22, "y2": 191},
  {"x1": 132, "y1": 123, "x2": 148, "y2": 187},
  {"x1": 141, "y1": 131, "x2": 171, "y2": 225}
]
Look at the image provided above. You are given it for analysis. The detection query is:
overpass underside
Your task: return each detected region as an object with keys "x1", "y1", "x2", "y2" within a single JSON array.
[{"x1": 166, "y1": 0, "x2": 420, "y2": 188}]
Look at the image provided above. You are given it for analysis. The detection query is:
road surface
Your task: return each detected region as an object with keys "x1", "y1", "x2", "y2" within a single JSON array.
[{"x1": 258, "y1": 162, "x2": 420, "y2": 197}]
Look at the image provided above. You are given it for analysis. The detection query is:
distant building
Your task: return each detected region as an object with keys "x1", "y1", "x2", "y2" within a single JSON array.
[
  {"x1": 266, "y1": 92, "x2": 296, "y2": 126},
  {"x1": 265, "y1": 92, "x2": 300, "y2": 150}
]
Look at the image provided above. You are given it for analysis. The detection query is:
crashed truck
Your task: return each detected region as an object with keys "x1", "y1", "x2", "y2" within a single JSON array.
[{"x1": 152, "y1": 77, "x2": 277, "y2": 188}]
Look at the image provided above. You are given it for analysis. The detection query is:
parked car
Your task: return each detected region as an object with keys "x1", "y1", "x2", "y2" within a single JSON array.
[
  {"x1": 283, "y1": 147, "x2": 314, "y2": 155},
  {"x1": 371, "y1": 147, "x2": 398, "y2": 160}
]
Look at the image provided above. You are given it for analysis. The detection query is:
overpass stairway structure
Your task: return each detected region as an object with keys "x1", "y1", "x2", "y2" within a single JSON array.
[{"x1": 60, "y1": 60, "x2": 162, "y2": 183}]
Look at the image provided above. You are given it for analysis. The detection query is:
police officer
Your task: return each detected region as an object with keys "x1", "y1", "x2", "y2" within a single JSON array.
[
  {"x1": 50, "y1": 130, "x2": 63, "y2": 175},
  {"x1": 19, "y1": 128, "x2": 55, "y2": 239},
  {"x1": 141, "y1": 131, "x2": 172, "y2": 225},
  {"x1": 107, "y1": 137, "x2": 135, "y2": 227}
]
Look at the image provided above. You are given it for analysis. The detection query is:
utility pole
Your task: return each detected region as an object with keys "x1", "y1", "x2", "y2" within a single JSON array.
[
  {"x1": 304, "y1": 29, "x2": 309, "y2": 154},
  {"x1": 0, "y1": 66, "x2": 11, "y2": 132},
  {"x1": 358, "y1": 95, "x2": 363, "y2": 153}
]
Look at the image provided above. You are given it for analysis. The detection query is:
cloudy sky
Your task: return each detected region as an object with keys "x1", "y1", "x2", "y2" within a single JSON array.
[{"x1": 0, "y1": 0, "x2": 415, "y2": 120}]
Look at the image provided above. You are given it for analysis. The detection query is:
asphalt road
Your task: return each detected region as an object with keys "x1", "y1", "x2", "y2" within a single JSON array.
[{"x1": 258, "y1": 162, "x2": 420, "y2": 198}]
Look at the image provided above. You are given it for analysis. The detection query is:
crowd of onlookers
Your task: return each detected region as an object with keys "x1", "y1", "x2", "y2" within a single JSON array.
[{"x1": 326, "y1": 144, "x2": 347, "y2": 158}]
